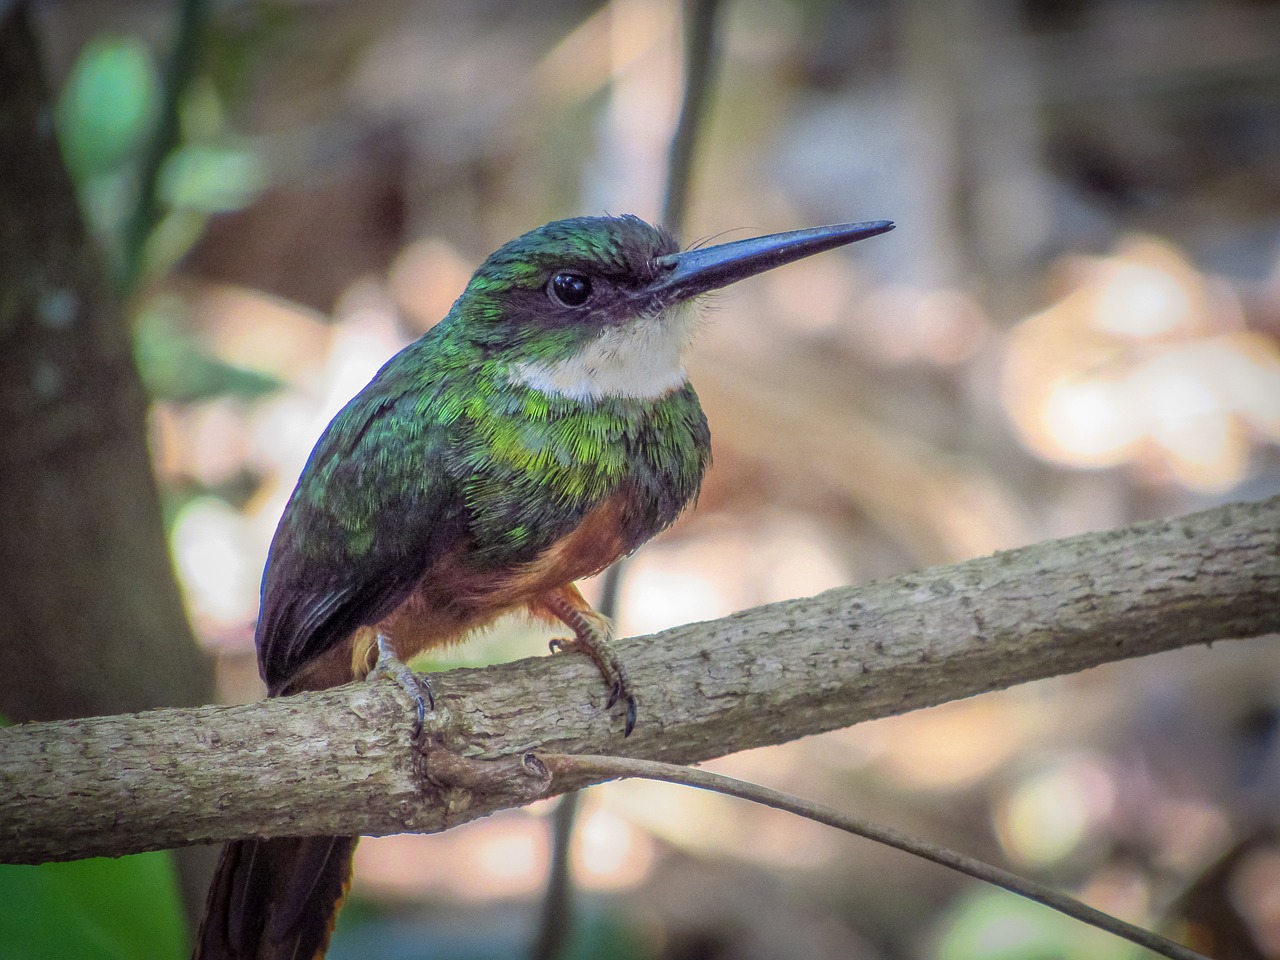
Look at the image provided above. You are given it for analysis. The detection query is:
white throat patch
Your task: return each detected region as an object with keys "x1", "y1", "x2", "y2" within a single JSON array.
[{"x1": 511, "y1": 304, "x2": 696, "y2": 401}]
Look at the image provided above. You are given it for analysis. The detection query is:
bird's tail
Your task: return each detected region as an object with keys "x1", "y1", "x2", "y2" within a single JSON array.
[{"x1": 193, "y1": 835, "x2": 357, "y2": 960}]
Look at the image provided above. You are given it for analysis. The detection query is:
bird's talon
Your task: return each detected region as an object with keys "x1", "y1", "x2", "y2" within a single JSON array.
[
  {"x1": 369, "y1": 634, "x2": 433, "y2": 739},
  {"x1": 623, "y1": 695, "x2": 637, "y2": 738},
  {"x1": 417, "y1": 674, "x2": 436, "y2": 712}
]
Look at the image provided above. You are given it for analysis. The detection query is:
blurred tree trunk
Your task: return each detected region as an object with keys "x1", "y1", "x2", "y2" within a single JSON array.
[{"x1": 0, "y1": 0, "x2": 215, "y2": 919}]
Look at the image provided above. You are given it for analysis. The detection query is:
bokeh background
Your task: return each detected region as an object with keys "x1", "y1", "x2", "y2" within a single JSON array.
[{"x1": 10, "y1": 0, "x2": 1280, "y2": 957}]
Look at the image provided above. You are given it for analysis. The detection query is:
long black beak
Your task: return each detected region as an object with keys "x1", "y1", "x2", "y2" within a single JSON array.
[{"x1": 648, "y1": 219, "x2": 894, "y2": 302}]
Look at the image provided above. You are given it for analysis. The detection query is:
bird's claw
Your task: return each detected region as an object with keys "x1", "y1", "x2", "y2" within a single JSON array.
[
  {"x1": 621, "y1": 692, "x2": 637, "y2": 738},
  {"x1": 549, "y1": 627, "x2": 637, "y2": 738},
  {"x1": 368, "y1": 634, "x2": 434, "y2": 740}
]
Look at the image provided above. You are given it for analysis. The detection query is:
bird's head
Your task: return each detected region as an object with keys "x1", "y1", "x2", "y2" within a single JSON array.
[{"x1": 449, "y1": 214, "x2": 894, "y2": 402}]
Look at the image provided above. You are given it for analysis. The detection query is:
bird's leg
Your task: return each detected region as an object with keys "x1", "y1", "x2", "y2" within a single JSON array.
[
  {"x1": 540, "y1": 584, "x2": 637, "y2": 737},
  {"x1": 362, "y1": 630, "x2": 434, "y2": 739}
]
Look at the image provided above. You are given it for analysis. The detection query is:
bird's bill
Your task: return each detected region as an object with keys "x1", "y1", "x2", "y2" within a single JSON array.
[{"x1": 649, "y1": 219, "x2": 894, "y2": 301}]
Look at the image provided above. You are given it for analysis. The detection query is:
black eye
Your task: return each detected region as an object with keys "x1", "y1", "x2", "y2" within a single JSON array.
[{"x1": 548, "y1": 272, "x2": 593, "y2": 307}]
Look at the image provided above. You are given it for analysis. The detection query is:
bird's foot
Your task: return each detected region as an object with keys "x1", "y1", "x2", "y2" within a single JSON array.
[
  {"x1": 548, "y1": 608, "x2": 637, "y2": 737},
  {"x1": 367, "y1": 633, "x2": 434, "y2": 739}
]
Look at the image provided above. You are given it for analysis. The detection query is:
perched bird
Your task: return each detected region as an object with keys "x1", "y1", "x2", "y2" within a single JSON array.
[{"x1": 195, "y1": 213, "x2": 893, "y2": 959}]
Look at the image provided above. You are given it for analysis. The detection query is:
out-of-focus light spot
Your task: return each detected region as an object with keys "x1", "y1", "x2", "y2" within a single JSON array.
[
  {"x1": 325, "y1": 281, "x2": 408, "y2": 422},
  {"x1": 196, "y1": 284, "x2": 328, "y2": 383},
  {"x1": 1131, "y1": 346, "x2": 1251, "y2": 492},
  {"x1": 587, "y1": 0, "x2": 681, "y2": 215},
  {"x1": 389, "y1": 238, "x2": 473, "y2": 332},
  {"x1": 760, "y1": 523, "x2": 848, "y2": 601},
  {"x1": 356, "y1": 817, "x2": 550, "y2": 901},
  {"x1": 856, "y1": 285, "x2": 990, "y2": 366},
  {"x1": 474, "y1": 823, "x2": 541, "y2": 883},
  {"x1": 766, "y1": 254, "x2": 854, "y2": 335},
  {"x1": 1078, "y1": 866, "x2": 1150, "y2": 924},
  {"x1": 1093, "y1": 256, "x2": 1195, "y2": 339},
  {"x1": 605, "y1": 779, "x2": 736, "y2": 853},
  {"x1": 172, "y1": 496, "x2": 258, "y2": 630},
  {"x1": 1154, "y1": 411, "x2": 1242, "y2": 492},
  {"x1": 575, "y1": 805, "x2": 655, "y2": 889},
  {"x1": 1231, "y1": 844, "x2": 1280, "y2": 957},
  {"x1": 871, "y1": 698, "x2": 1041, "y2": 791},
  {"x1": 1224, "y1": 334, "x2": 1280, "y2": 437},
  {"x1": 935, "y1": 888, "x2": 1128, "y2": 960},
  {"x1": 186, "y1": 401, "x2": 252, "y2": 486},
  {"x1": 994, "y1": 755, "x2": 1115, "y2": 869},
  {"x1": 1150, "y1": 798, "x2": 1231, "y2": 873},
  {"x1": 356, "y1": 801, "x2": 657, "y2": 904},
  {"x1": 1001, "y1": 235, "x2": 1280, "y2": 493},
  {"x1": 1040, "y1": 377, "x2": 1140, "y2": 465},
  {"x1": 618, "y1": 517, "x2": 853, "y2": 638},
  {"x1": 621, "y1": 544, "x2": 737, "y2": 636}
]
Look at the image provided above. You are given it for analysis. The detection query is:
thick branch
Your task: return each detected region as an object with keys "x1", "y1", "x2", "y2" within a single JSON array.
[{"x1": 3, "y1": 496, "x2": 1277, "y2": 865}]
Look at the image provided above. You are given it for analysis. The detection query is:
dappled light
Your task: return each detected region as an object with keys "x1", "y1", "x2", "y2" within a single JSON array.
[{"x1": 1002, "y1": 237, "x2": 1280, "y2": 492}]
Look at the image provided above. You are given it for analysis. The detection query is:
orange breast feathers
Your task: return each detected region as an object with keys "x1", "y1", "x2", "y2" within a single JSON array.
[{"x1": 285, "y1": 493, "x2": 633, "y2": 692}]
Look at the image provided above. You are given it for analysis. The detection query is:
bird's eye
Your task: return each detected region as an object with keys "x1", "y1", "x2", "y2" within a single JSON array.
[{"x1": 547, "y1": 272, "x2": 593, "y2": 308}]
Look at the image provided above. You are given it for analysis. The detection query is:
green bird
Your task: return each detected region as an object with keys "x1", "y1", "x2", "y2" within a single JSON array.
[{"x1": 195, "y1": 213, "x2": 893, "y2": 959}]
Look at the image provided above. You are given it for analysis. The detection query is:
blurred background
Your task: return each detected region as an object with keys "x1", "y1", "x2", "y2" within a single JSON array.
[{"x1": 6, "y1": 0, "x2": 1280, "y2": 957}]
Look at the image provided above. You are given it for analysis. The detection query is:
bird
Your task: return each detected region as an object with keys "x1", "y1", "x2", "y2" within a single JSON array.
[{"x1": 194, "y1": 213, "x2": 894, "y2": 959}]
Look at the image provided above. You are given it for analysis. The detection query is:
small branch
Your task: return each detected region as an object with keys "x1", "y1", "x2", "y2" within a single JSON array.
[
  {"x1": 1, "y1": 496, "x2": 1277, "y2": 864},
  {"x1": 539, "y1": 754, "x2": 1210, "y2": 960},
  {"x1": 528, "y1": 787, "x2": 581, "y2": 960},
  {"x1": 529, "y1": 562, "x2": 622, "y2": 960},
  {"x1": 662, "y1": 0, "x2": 724, "y2": 235}
]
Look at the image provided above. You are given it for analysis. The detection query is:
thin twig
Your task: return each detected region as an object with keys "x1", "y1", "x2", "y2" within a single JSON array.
[
  {"x1": 531, "y1": 1, "x2": 726, "y2": 950},
  {"x1": 528, "y1": 564, "x2": 623, "y2": 960},
  {"x1": 528, "y1": 789, "x2": 582, "y2": 960},
  {"x1": 539, "y1": 754, "x2": 1213, "y2": 960},
  {"x1": 662, "y1": 0, "x2": 724, "y2": 235}
]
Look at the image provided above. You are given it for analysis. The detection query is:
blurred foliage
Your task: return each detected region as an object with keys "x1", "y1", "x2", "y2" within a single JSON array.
[
  {"x1": 56, "y1": 35, "x2": 158, "y2": 267},
  {"x1": 0, "y1": 855, "x2": 189, "y2": 960},
  {"x1": 134, "y1": 294, "x2": 282, "y2": 404},
  {"x1": 55, "y1": 19, "x2": 269, "y2": 295},
  {"x1": 934, "y1": 889, "x2": 1138, "y2": 960},
  {"x1": 54, "y1": 28, "x2": 282, "y2": 475}
]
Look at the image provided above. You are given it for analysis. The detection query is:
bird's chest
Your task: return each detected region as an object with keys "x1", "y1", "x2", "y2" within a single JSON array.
[{"x1": 457, "y1": 387, "x2": 710, "y2": 569}]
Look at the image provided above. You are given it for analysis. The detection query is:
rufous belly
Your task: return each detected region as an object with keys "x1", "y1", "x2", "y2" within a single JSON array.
[{"x1": 283, "y1": 492, "x2": 632, "y2": 693}]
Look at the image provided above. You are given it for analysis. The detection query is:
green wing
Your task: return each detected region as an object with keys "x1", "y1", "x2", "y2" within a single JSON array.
[{"x1": 255, "y1": 368, "x2": 464, "y2": 694}]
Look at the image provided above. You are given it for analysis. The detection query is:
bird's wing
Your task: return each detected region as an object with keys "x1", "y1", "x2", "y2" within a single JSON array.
[{"x1": 255, "y1": 383, "x2": 466, "y2": 694}]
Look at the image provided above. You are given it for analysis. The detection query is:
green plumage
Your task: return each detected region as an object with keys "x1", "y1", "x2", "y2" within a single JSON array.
[{"x1": 256, "y1": 215, "x2": 711, "y2": 693}]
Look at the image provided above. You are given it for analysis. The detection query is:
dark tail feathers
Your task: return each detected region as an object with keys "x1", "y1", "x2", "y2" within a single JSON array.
[{"x1": 194, "y1": 835, "x2": 357, "y2": 960}]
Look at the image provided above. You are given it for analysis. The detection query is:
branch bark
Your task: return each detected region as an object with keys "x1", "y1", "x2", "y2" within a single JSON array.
[{"x1": 3, "y1": 496, "x2": 1277, "y2": 865}]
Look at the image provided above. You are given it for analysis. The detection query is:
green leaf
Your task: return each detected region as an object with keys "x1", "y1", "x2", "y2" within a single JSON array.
[
  {"x1": 57, "y1": 37, "x2": 158, "y2": 179},
  {"x1": 0, "y1": 853, "x2": 188, "y2": 960},
  {"x1": 159, "y1": 143, "x2": 265, "y2": 214}
]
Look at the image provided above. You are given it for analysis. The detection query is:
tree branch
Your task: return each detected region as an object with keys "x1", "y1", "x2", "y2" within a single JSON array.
[{"x1": 3, "y1": 496, "x2": 1277, "y2": 865}]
